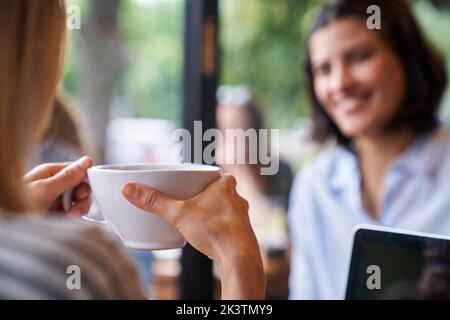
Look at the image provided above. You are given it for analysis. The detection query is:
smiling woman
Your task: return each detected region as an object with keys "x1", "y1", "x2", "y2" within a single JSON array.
[
  {"x1": 309, "y1": 17, "x2": 408, "y2": 140},
  {"x1": 305, "y1": 0, "x2": 446, "y2": 146},
  {"x1": 288, "y1": 0, "x2": 450, "y2": 300}
]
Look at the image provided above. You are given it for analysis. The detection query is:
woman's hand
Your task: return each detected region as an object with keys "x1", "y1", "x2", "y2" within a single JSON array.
[
  {"x1": 121, "y1": 174, "x2": 266, "y2": 300},
  {"x1": 24, "y1": 156, "x2": 93, "y2": 216}
]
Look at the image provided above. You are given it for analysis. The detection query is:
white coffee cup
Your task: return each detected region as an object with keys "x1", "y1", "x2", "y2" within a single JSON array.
[{"x1": 64, "y1": 163, "x2": 221, "y2": 250}]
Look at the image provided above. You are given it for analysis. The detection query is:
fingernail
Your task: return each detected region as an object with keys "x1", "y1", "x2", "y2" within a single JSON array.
[
  {"x1": 122, "y1": 184, "x2": 137, "y2": 199},
  {"x1": 78, "y1": 156, "x2": 92, "y2": 170}
]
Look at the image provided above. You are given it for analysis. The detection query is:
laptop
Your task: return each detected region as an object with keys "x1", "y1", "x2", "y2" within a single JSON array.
[{"x1": 345, "y1": 225, "x2": 450, "y2": 300}]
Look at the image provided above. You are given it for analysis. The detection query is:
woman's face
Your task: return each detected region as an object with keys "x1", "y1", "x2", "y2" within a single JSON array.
[{"x1": 309, "y1": 18, "x2": 407, "y2": 138}]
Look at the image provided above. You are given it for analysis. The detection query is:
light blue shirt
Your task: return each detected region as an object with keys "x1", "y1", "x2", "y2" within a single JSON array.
[{"x1": 288, "y1": 130, "x2": 450, "y2": 300}]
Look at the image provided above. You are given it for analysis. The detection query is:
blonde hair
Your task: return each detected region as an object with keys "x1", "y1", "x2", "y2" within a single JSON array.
[
  {"x1": 44, "y1": 89, "x2": 93, "y2": 157},
  {"x1": 0, "y1": 1, "x2": 67, "y2": 212}
]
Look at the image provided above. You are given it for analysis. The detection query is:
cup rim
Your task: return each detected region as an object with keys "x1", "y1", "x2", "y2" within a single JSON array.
[{"x1": 88, "y1": 163, "x2": 221, "y2": 173}]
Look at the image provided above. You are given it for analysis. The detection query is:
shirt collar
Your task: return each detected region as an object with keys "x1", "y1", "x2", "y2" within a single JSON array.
[
  {"x1": 329, "y1": 146, "x2": 360, "y2": 193},
  {"x1": 328, "y1": 129, "x2": 448, "y2": 192},
  {"x1": 391, "y1": 130, "x2": 445, "y2": 178}
]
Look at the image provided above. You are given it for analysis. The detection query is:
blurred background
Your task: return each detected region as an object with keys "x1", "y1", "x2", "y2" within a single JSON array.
[{"x1": 56, "y1": 0, "x2": 450, "y2": 299}]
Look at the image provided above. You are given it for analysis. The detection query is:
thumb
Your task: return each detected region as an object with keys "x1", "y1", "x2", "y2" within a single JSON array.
[
  {"x1": 121, "y1": 183, "x2": 183, "y2": 225},
  {"x1": 45, "y1": 156, "x2": 93, "y2": 198}
]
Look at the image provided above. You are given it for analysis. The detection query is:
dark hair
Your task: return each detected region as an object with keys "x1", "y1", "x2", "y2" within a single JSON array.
[{"x1": 305, "y1": 0, "x2": 447, "y2": 146}]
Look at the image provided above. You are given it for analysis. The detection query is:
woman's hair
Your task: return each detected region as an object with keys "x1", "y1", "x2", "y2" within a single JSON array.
[
  {"x1": 305, "y1": 0, "x2": 448, "y2": 146},
  {"x1": 44, "y1": 90, "x2": 92, "y2": 156},
  {"x1": 0, "y1": 0, "x2": 67, "y2": 212}
]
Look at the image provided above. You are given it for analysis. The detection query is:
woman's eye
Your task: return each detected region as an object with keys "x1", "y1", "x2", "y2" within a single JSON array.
[
  {"x1": 314, "y1": 64, "x2": 331, "y2": 76},
  {"x1": 348, "y1": 49, "x2": 374, "y2": 62}
]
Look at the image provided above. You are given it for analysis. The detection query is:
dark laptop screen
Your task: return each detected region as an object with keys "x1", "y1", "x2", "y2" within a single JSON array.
[{"x1": 346, "y1": 228, "x2": 450, "y2": 300}]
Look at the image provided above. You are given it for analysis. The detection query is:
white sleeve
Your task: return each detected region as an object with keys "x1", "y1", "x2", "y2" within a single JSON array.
[{"x1": 288, "y1": 169, "x2": 318, "y2": 299}]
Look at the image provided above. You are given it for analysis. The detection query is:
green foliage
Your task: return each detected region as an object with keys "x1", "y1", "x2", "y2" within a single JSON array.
[
  {"x1": 63, "y1": 0, "x2": 183, "y2": 124},
  {"x1": 63, "y1": 0, "x2": 88, "y2": 97},
  {"x1": 413, "y1": 0, "x2": 450, "y2": 106},
  {"x1": 118, "y1": 0, "x2": 183, "y2": 123},
  {"x1": 220, "y1": 0, "x2": 321, "y2": 129},
  {"x1": 62, "y1": 0, "x2": 450, "y2": 128}
]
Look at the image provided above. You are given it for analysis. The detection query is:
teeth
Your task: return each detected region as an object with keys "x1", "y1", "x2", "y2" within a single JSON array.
[
  {"x1": 334, "y1": 91, "x2": 371, "y2": 111},
  {"x1": 337, "y1": 97, "x2": 361, "y2": 109}
]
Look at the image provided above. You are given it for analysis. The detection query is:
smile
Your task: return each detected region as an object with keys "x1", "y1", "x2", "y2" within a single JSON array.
[{"x1": 334, "y1": 90, "x2": 373, "y2": 114}]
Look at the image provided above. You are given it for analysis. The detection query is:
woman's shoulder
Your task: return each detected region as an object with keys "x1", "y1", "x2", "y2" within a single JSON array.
[
  {"x1": 433, "y1": 127, "x2": 450, "y2": 146},
  {"x1": 0, "y1": 215, "x2": 145, "y2": 299},
  {"x1": 414, "y1": 127, "x2": 450, "y2": 166},
  {"x1": 1, "y1": 215, "x2": 118, "y2": 249},
  {"x1": 423, "y1": 127, "x2": 450, "y2": 172}
]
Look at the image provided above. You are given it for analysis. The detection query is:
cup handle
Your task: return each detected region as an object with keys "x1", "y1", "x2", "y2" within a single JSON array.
[{"x1": 62, "y1": 178, "x2": 107, "y2": 224}]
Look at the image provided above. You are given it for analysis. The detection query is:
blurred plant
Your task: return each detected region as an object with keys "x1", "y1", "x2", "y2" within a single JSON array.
[
  {"x1": 118, "y1": 0, "x2": 183, "y2": 123},
  {"x1": 413, "y1": 0, "x2": 450, "y2": 111},
  {"x1": 220, "y1": 0, "x2": 320, "y2": 129},
  {"x1": 62, "y1": 0, "x2": 450, "y2": 130}
]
